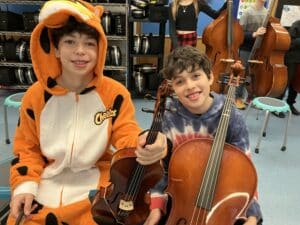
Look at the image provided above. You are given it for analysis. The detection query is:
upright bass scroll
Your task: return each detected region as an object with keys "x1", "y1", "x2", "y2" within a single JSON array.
[{"x1": 202, "y1": 0, "x2": 244, "y2": 94}]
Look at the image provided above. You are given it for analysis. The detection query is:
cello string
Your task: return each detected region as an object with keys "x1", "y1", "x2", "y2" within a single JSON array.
[
  {"x1": 197, "y1": 85, "x2": 233, "y2": 224},
  {"x1": 194, "y1": 82, "x2": 235, "y2": 224},
  {"x1": 206, "y1": 83, "x2": 234, "y2": 202}
]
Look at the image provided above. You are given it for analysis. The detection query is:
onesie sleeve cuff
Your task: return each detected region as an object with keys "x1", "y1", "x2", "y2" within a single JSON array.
[{"x1": 13, "y1": 181, "x2": 39, "y2": 197}]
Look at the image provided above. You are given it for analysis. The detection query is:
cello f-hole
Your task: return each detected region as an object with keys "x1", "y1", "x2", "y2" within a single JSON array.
[{"x1": 175, "y1": 218, "x2": 187, "y2": 225}]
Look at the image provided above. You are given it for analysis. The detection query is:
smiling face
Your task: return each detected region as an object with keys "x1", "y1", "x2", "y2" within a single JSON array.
[
  {"x1": 171, "y1": 66, "x2": 214, "y2": 114},
  {"x1": 55, "y1": 32, "x2": 98, "y2": 81}
]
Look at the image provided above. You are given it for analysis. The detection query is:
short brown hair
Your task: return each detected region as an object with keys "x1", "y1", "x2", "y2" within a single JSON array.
[
  {"x1": 51, "y1": 16, "x2": 99, "y2": 48},
  {"x1": 162, "y1": 46, "x2": 212, "y2": 80}
]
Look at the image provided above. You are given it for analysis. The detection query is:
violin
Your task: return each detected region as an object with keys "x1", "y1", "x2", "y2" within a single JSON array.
[
  {"x1": 14, "y1": 211, "x2": 25, "y2": 225},
  {"x1": 202, "y1": 0, "x2": 244, "y2": 94},
  {"x1": 91, "y1": 80, "x2": 172, "y2": 225},
  {"x1": 165, "y1": 62, "x2": 257, "y2": 225}
]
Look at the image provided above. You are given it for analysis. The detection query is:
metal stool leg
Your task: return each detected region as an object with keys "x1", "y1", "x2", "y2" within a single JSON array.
[
  {"x1": 255, "y1": 110, "x2": 270, "y2": 154},
  {"x1": 3, "y1": 105, "x2": 10, "y2": 144},
  {"x1": 262, "y1": 110, "x2": 271, "y2": 137},
  {"x1": 281, "y1": 110, "x2": 291, "y2": 151}
]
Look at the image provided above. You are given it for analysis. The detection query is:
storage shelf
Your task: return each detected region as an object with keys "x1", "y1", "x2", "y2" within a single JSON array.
[
  {"x1": 130, "y1": 53, "x2": 163, "y2": 58},
  {"x1": 0, "y1": 1, "x2": 126, "y2": 7},
  {"x1": 0, "y1": 84, "x2": 30, "y2": 90},
  {"x1": 0, "y1": 31, "x2": 31, "y2": 37},
  {"x1": 0, "y1": 32, "x2": 127, "y2": 40},
  {"x1": 0, "y1": 0, "x2": 45, "y2": 4},
  {"x1": 106, "y1": 35, "x2": 127, "y2": 41},
  {"x1": 0, "y1": 62, "x2": 32, "y2": 68},
  {"x1": 0, "y1": 61, "x2": 127, "y2": 71},
  {"x1": 128, "y1": 8, "x2": 166, "y2": 93},
  {"x1": 104, "y1": 65, "x2": 127, "y2": 70},
  {"x1": 0, "y1": 0, "x2": 130, "y2": 90}
]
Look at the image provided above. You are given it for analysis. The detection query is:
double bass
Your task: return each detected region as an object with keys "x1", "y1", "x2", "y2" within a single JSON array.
[
  {"x1": 165, "y1": 62, "x2": 257, "y2": 225},
  {"x1": 247, "y1": 0, "x2": 290, "y2": 97},
  {"x1": 202, "y1": 0, "x2": 244, "y2": 94},
  {"x1": 91, "y1": 81, "x2": 171, "y2": 225}
]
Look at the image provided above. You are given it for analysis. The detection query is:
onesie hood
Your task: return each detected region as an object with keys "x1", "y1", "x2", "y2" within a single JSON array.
[{"x1": 30, "y1": 0, "x2": 107, "y2": 95}]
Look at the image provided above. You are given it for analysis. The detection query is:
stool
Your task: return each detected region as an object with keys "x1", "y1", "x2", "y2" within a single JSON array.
[
  {"x1": 0, "y1": 186, "x2": 10, "y2": 200},
  {"x1": 244, "y1": 97, "x2": 291, "y2": 153},
  {"x1": 3, "y1": 92, "x2": 25, "y2": 144},
  {"x1": 0, "y1": 186, "x2": 10, "y2": 224}
]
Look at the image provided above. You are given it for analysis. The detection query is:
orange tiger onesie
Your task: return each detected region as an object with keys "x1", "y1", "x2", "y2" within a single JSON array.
[{"x1": 7, "y1": 1, "x2": 141, "y2": 224}]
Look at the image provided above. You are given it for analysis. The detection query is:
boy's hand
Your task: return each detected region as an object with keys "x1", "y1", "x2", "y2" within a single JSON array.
[
  {"x1": 143, "y1": 208, "x2": 162, "y2": 225},
  {"x1": 135, "y1": 132, "x2": 167, "y2": 165},
  {"x1": 243, "y1": 216, "x2": 257, "y2": 225},
  {"x1": 10, "y1": 193, "x2": 34, "y2": 219}
]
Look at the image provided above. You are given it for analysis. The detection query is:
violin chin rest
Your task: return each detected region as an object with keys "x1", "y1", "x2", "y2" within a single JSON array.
[{"x1": 93, "y1": 215, "x2": 116, "y2": 225}]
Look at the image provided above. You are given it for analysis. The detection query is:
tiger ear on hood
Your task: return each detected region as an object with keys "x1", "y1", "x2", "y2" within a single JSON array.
[{"x1": 94, "y1": 5, "x2": 104, "y2": 18}]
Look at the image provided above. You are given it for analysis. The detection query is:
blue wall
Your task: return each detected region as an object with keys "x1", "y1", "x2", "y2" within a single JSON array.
[{"x1": 142, "y1": 0, "x2": 237, "y2": 36}]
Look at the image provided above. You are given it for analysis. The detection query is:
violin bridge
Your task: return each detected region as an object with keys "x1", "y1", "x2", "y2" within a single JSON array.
[{"x1": 119, "y1": 199, "x2": 134, "y2": 211}]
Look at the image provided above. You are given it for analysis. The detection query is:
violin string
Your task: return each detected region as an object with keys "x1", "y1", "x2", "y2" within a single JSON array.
[
  {"x1": 124, "y1": 111, "x2": 162, "y2": 206},
  {"x1": 119, "y1": 110, "x2": 159, "y2": 215},
  {"x1": 194, "y1": 84, "x2": 235, "y2": 225},
  {"x1": 124, "y1": 111, "x2": 162, "y2": 204},
  {"x1": 117, "y1": 88, "x2": 167, "y2": 217}
]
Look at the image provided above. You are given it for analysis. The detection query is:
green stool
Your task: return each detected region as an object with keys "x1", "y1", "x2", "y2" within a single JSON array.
[
  {"x1": 3, "y1": 92, "x2": 25, "y2": 144},
  {"x1": 0, "y1": 186, "x2": 10, "y2": 200},
  {"x1": 244, "y1": 97, "x2": 291, "y2": 153},
  {"x1": 0, "y1": 186, "x2": 10, "y2": 224}
]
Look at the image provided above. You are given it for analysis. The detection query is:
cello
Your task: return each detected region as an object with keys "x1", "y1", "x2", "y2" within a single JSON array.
[
  {"x1": 247, "y1": 0, "x2": 290, "y2": 97},
  {"x1": 202, "y1": 0, "x2": 244, "y2": 94},
  {"x1": 91, "y1": 81, "x2": 171, "y2": 225},
  {"x1": 165, "y1": 62, "x2": 257, "y2": 225}
]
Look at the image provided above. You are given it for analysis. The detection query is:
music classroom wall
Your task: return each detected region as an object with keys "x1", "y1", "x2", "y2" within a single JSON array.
[{"x1": 142, "y1": 0, "x2": 269, "y2": 36}]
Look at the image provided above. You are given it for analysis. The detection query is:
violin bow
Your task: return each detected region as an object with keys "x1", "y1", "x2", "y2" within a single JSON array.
[{"x1": 15, "y1": 211, "x2": 25, "y2": 225}]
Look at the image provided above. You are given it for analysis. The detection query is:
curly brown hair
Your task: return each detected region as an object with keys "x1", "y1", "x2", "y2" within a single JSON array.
[{"x1": 162, "y1": 46, "x2": 212, "y2": 80}]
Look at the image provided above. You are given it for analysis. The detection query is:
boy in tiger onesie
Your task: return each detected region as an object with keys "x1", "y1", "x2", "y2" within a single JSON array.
[{"x1": 7, "y1": 1, "x2": 167, "y2": 224}]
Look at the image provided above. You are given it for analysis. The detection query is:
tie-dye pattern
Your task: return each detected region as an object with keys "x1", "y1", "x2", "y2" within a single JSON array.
[{"x1": 149, "y1": 92, "x2": 262, "y2": 223}]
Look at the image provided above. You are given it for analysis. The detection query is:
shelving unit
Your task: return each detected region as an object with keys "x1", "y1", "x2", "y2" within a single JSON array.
[
  {"x1": 127, "y1": 4, "x2": 167, "y2": 96},
  {"x1": 0, "y1": 0, "x2": 130, "y2": 90}
]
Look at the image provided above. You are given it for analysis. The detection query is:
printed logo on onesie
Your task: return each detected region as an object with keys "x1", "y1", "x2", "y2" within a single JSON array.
[{"x1": 94, "y1": 109, "x2": 117, "y2": 125}]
